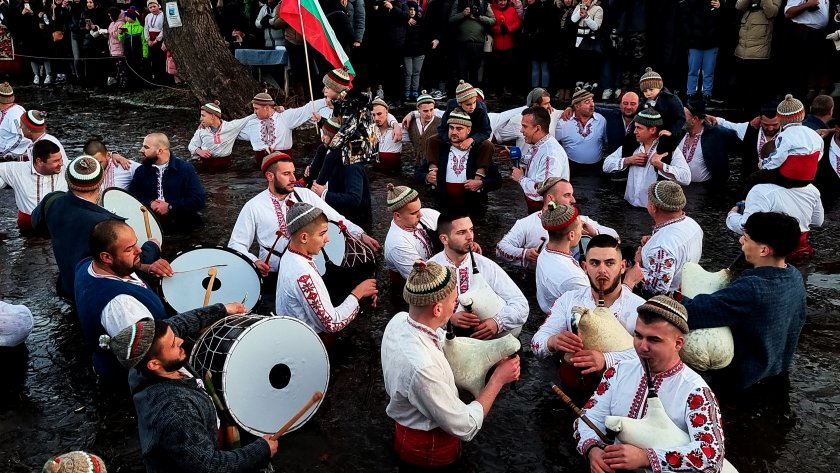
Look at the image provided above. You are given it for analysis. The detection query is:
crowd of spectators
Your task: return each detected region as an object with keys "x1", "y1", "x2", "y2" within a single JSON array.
[{"x1": 2, "y1": 0, "x2": 840, "y2": 110}]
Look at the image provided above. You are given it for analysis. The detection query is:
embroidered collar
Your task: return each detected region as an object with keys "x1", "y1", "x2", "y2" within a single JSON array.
[
  {"x1": 444, "y1": 252, "x2": 469, "y2": 269},
  {"x1": 651, "y1": 360, "x2": 684, "y2": 381},
  {"x1": 406, "y1": 317, "x2": 441, "y2": 347},
  {"x1": 288, "y1": 247, "x2": 313, "y2": 260},
  {"x1": 652, "y1": 215, "x2": 686, "y2": 233}
]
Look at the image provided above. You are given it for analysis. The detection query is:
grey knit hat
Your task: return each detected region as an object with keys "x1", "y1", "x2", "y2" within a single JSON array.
[
  {"x1": 448, "y1": 107, "x2": 472, "y2": 127},
  {"x1": 66, "y1": 155, "x2": 103, "y2": 192},
  {"x1": 43, "y1": 451, "x2": 108, "y2": 473},
  {"x1": 201, "y1": 100, "x2": 222, "y2": 117},
  {"x1": 386, "y1": 183, "x2": 419, "y2": 212},
  {"x1": 634, "y1": 108, "x2": 663, "y2": 127},
  {"x1": 287, "y1": 202, "x2": 325, "y2": 235},
  {"x1": 403, "y1": 260, "x2": 456, "y2": 307},
  {"x1": 252, "y1": 91, "x2": 275, "y2": 106},
  {"x1": 777, "y1": 94, "x2": 805, "y2": 128},
  {"x1": 648, "y1": 181, "x2": 686, "y2": 212},
  {"x1": 416, "y1": 90, "x2": 435, "y2": 107},
  {"x1": 640, "y1": 67, "x2": 663, "y2": 91},
  {"x1": 537, "y1": 177, "x2": 566, "y2": 196},
  {"x1": 637, "y1": 295, "x2": 689, "y2": 334},
  {"x1": 99, "y1": 318, "x2": 156, "y2": 369},
  {"x1": 541, "y1": 201, "x2": 579, "y2": 232},
  {"x1": 526, "y1": 87, "x2": 548, "y2": 107},
  {"x1": 371, "y1": 97, "x2": 389, "y2": 110}
]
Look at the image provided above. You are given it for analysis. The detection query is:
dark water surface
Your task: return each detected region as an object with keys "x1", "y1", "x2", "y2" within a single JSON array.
[{"x1": 1, "y1": 88, "x2": 838, "y2": 472}]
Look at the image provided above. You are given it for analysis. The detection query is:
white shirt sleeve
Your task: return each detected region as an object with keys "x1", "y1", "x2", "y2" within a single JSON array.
[
  {"x1": 188, "y1": 129, "x2": 202, "y2": 155},
  {"x1": 407, "y1": 365, "x2": 485, "y2": 441},
  {"x1": 640, "y1": 245, "x2": 679, "y2": 294},
  {"x1": 659, "y1": 147, "x2": 692, "y2": 186},
  {"x1": 811, "y1": 193, "x2": 825, "y2": 228},
  {"x1": 602, "y1": 347, "x2": 637, "y2": 369},
  {"x1": 101, "y1": 294, "x2": 154, "y2": 336},
  {"x1": 716, "y1": 118, "x2": 749, "y2": 141},
  {"x1": 481, "y1": 260, "x2": 529, "y2": 332},
  {"x1": 288, "y1": 270, "x2": 361, "y2": 333},
  {"x1": 530, "y1": 295, "x2": 572, "y2": 358},
  {"x1": 227, "y1": 202, "x2": 260, "y2": 263},
  {"x1": 602, "y1": 146, "x2": 626, "y2": 173},
  {"x1": 388, "y1": 239, "x2": 424, "y2": 279},
  {"x1": 495, "y1": 218, "x2": 531, "y2": 268}
]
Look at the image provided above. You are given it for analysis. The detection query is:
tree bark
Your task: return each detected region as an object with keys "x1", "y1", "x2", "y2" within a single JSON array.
[{"x1": 163, "y1": 0, "x2": 280, "y2": 118}]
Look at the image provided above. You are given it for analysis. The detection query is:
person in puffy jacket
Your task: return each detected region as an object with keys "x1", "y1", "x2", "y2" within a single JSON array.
[{"x1": 489, "y1": 0, "x2": 520, "y2": 97}]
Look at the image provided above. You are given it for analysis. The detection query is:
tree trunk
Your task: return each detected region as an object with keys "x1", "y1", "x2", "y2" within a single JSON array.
[{"x1": 164, "y1": 0, "x2": 281, "y2": 118}]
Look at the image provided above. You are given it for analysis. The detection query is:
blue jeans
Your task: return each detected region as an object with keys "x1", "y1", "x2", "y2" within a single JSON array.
[
  {"x1": 687, "y1": 48, "x2": 718, "y2": 96},
  {"x1": 531, "y1": 60, "x2": 549, "y2": 88}
]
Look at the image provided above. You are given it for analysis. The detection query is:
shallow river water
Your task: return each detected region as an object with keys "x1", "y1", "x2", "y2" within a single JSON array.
[{"x1": 1, "y1": 87, "x2": 838, "y2": 472}]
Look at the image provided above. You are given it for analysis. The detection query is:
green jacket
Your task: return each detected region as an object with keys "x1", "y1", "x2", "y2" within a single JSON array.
[{"x1": 119, "y1": 19, "x2": 148, "y2": 58}]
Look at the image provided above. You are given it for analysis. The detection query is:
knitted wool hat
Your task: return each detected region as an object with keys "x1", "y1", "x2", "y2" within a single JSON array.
[
  {"x1": 639, "y1": 67, "x2": 663, "y2": 91},
  {"x1": 777, "y1": 94, "x2": 805, "y2": 128},
  {"x1": 371, "y1": 97, "x2": 389, "y2": 110},
  {"x1": 526, "y1": 88, "x2": 548, "y2": 107},
  {"x1": 322, "y1": 117, "x2": 341, "y2": 140},
  {"x1": 99, "y1": 318, "x2": 156, "y2": 369},
  {"x1": 634, "y1": 108, "x2": 663, "y2": 127},
  {"x1": 66, "y1": 155, "x2": 103, "y2": 192},
  {"x1": 637, "y1": 295, "x2": 689, "y2": 334},
  {"x1": 386, "y1": 183, "x2": 419, "y2": 212},
  {"x1": 287, "y1": 202, "x2": 325, "y2": 235},
  {"x1": 648, "y1": 181, "x2": 686, "y2": 212},
  {"x1": 571, "y1": 87, "x2": 594, "y2": 107},
  {"x1": 476, "y1": 88, "x2": 485, "y2": 102},
  {"x1": 201, "y1": 100, "x2": 222, "y2": 118},
  {"x1": 323, "y1": 67, "x2": 352, "y2": 93},
  {"x1": 0, "y1": 82, "x2": 13, "y2": 104},
  {"x1": 403, "y1": 260, "x2": 456, "y2": 307},
  {"x1": 541, "y1": 201, "x2": 579, "y2": 232},
  {"x1": 252, "y1": 91, "x2": 275, "y2": 106},
  {"x1": 43, "y1": 451, "x2": 108, "y2": 473},
  {"x1": 22, "y1": 110, "x2": 46, "y2": 130},
  {"x1": 455, "y1": 80, "x2": 477, "y2": 103},
  {"x1": 416, "y1": 90, "x2": 435, "y2": 107},
  {"x1": 448, "y1": 107, "x2": 472, "y2": 127},
  {"x1": 260, "y1": 150, "x2": 292, "y2": 174},
  {"x1": 536, "y1": 177, "x2": 564, "y2": 196}
]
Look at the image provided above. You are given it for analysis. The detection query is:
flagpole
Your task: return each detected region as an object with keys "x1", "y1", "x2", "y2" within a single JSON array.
[{"x1": 297, "y1": 1, "x2": 320, "y2": 137}]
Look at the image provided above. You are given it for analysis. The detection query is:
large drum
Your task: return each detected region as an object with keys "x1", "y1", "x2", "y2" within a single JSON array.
[
  {"x1": 162, "y1": 246, "x2": 261, "y2": 313},
  {"x1": 313, "y1": 221, "x2": 376, "y2": 303},
  {"x1": 102, "y1": 187, "x2": 164, "y2": 247},
  {"x1": 190, "y1": 315, "x2": 329, "y2": 435}
]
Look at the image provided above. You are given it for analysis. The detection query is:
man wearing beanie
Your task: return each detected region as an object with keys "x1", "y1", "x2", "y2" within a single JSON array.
[
  {"x1": 0, "y1": 82, "x2": 30, "y2": 161},
  {"x1": 554, "y1": 88, "x2": 608, "y2": 165},
  {"x1": 42, "y1": 451, "x2": 108, "y2": 473},
  {"x1": 624, "y1": 181, "x2": 703, "y2": 296},
  {"x1": 228, "y1": 152, "x2": 376, "y2": 283},
  {"x1": 380, "y1": 260, "x2": 520, "y2": 468},
  {"x1": 32, "y1": 156, "x2": 163, "y2": 300},
  {"x1": 497, "y1": 177, "x2": 618, "y2": 270},
  {"x1": 683, "y1": 212, "x2": 807, "y2": 394},
  {"x1": 188, "y1": 101, "x2": 253, "y2": 171},
  {"x1": 603, "y1": 108, "x2": 691, "y2": 208},
  {"x1": 383, "y1": 183, "x2": 441, "y2": 284},
  {"x1": 130, "y1": 133, "x2": 206, "y2": 232},
  {"x1": 301, "y1": 116, "x2": 344, "y2": 187},
  {"x1": 369, "y1": 97, "x2": 403, "y2": 172},
  {"x1": 428, "y1": 211, "x2": 528, "y2": 338},
  {"x1": 403, "y1": 91, "x2": 443, "y2": 165},
  {"x1": 677, "y1": 98, "x2": 741, "y2": 183},
  {"x1": 418, "y1": 106, "x2": 502, "y2": 214},
  {"x1": 434, "y1": 80, "x2": 492, "y2": 149},
  {"x1": 275, "y1": 202, "x2": 378, "y2": 338},
  {"x1": 101, "y1": 302, "x2": 278, "y2": 472},
  {"x1": 238, "y1": 91, "x2": 329, "y2": 167},
  {"x1": 636, "y1": 67, "x2": 686, "y2": 156},
  {"x1": 574, "y1": 295, "x2": 727, "y2": 473},
  {"x1": 513, "y1": 106, "x2": 570, "y2": 213},
  {"x1": 0, "y1": 139, "x2": 67, "y2": 233},
  {"x1": 20, "y1": 110, "x2": 69, "y2": 162},
  {"x1": 535, "y1": 202, "x2": 588, "y2": 313}
]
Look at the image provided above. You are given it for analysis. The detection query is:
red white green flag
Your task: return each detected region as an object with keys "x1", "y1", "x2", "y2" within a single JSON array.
[{"x1": 278, "y1": 0, "x2": 355, "y2": 76}]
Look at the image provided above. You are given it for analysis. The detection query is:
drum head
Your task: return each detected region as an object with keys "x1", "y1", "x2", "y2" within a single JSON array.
[
  {"x1": 313, "y1": 221, "x2": 346, "y2": 275},
  {"x1": 162, "y1": 246, "x2": 261, "y2": 313},
  {"x1": 102, "y1": 187, "x2": 164, "y2": 247},
  {"x1": 198, "y1": 315, "x2": 329, "y2": 436}
]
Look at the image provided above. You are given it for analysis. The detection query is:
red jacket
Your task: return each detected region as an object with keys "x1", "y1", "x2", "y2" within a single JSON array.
[{"x1": 490, "y1": 3, "x2": 520, "y2": 51}]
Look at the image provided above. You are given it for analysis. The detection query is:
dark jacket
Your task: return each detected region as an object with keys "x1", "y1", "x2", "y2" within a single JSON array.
[
  {"x1": 129, "y1": 304, "x2": 272, "y2": 473},
  {"x1": 403, "y1": 12, "x2": 426, "y2": 57},
  {"x1": 319, "y1": 149, "x2": 372, "y2": 225},
  {"x1": 436, "y1": 98, "x2": 491, "y2": 144},
  {"x1": 321, "y1": 0, "x2": 354, "y2": 53},
  {"x1": 696, "y1": 122, "x2": 741, "y2": 182},
  {"x1": 682, "y1": 265, "x2": 807, "y2": 391},
  {"x1": 370, "y1": 0, "x2": 408, "y2": 46},
  {"x1": 614, "y1": 0, "x2": 646, "y2": 33},
  {"x1": 424, "y1": 0, "x2": 454, "y2": 44},
  {"x1": 521, "y1": 0, "x2": 555, "y2": 60},
  {"x1": 814, "y1": 133, "x2": 840, "y2": 203},
  {"x1": 415, "y1": 140, "x2": 502, "y2": 212},
  {"x1": 636, "y1": 87, "x2": 685, "y2": 155},
  {"x1": 682, "y1": 0, "x2": 723, "y2": 50},
  {"x1": 31, "y1": 191, "x2": 159, "y2": 300},
  {"x1": 802, "y1": 114, "x2": 829, "y2": 131},
  {"x1": 129, "y1": 155, "x2": 207, "y2": 230},
  {"x1": 597, "y1": 106, "x2": 634, "y2": 153}
]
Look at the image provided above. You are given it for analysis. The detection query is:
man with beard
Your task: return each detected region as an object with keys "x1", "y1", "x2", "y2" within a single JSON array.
[
  {"x1": 129, "y1": 133, "x2": 207, "y2": 232},
  {"x1": 74, "y1": 220, "x2": 173, "y2": 379},
  {"x1": 677, "y1": 98, "x2": 740, "y2": 184},
  {"x1": 228, "y1": 152, "x2": 378, "y2": 290},
  {"x1": 531, "y1": 234, "x2": 644, "y2": 374},
  {"x1": 705, "y1": 101, "x2": 781, "y2": 178},
  {"x1": 0, "y1": 139, "x2": 67, "y2": 234},
  {"x1": 555, "y1": 88, "x2": 608, "y2": 165},
  {"x1": 428, "y1": 211, "x2": 528, "y2": 339},
  {"x1": 102, "y1": 303, "x2": 278, "y2": 472}
]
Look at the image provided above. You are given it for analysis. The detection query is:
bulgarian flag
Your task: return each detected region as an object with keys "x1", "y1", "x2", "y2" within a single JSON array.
[{"x1": 279, "y1": 0, "x2": 355, "y2": 77}]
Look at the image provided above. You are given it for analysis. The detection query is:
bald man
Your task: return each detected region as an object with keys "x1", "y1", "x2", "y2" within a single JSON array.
[{"x1": 129, "y1": 133, "x2": 207, "y2": 232}]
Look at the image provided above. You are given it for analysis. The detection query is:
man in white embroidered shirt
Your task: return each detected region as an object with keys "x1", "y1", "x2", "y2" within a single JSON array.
[
  {"x1": 383, "y1": 183, "x2": 441, "y2": 287},
  {"x1": 275, "y1": 202, "x2": 377, "y2": 344},
  {"x1": 380, "y1": 260, "x2": 520, "y2": 468},
  {"x1": 535, "y1": 202, "x2": 589, "y2": 314},
  {"x1": 573, "y1": 295, "x2": 727, "y2": 473},
  {"x1": 511, "y1": 106, "x2": 570, "y2": 213},
  {"x1": 555, "y1": 88, "x2": 608, "y2": 165}
]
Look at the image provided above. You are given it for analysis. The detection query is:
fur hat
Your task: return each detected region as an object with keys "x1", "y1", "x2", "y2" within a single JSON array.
[
  {"x1": 777, "y1": 94, "x2": 805, "y2": 128},
  {"x1": 571, "y1": 87, "x2": 594, "y2": 107},
  {"x1": 66, "y1": 155, "x2": 103, "y2": 192},
  {"x1": 648, "y1": 181, "x2": 686, "y2": 212},
  {"x1": 447, "y1": 107, "x2": 472, "y2": 127},
  {"x1": 541, "y1": 201, "x2": 579, "y2": 232},
  {"x1": 637, "y1": 295, "x2": 689, "y2": 334},
  {"x1": 22, "y1": 110, "x2": 46, "y2": 130},
  {"x1": 416, "y1": 90, "x2": 435, "y2": 107},
  {"x1": 634, "y1": 108, "x2": 663, "y2": 127},
  {"x1": 0, "y1": 82, "x2": 13, "y2": 104},
  {"x1": 455, "y1": 80, "x2": 477, "y2": 103},
  {"x1": 323, "y1": 67, "x2": 352, "y2": 93},
  {"x1": 201, "y1": 100, "x2": 222, "y2": 118},
  {"x1": 260, "y1": 151, "x2": 292, "y2": 174},
  {"x1": 252, "y1": 91, "x2": 275, "y2": 106},
  {"x1": 287, "y1": 202, "x2": 325, "y2": 235},
  {"x1": 640, "y1": 67, "x2": 663, "y2": 91},
  {"x1": 43, "y1": 451, "x2": 108, "y2": 473},
  {"x1": 99, "y1": 318, "x2": 156, "y2": 369},
  {"x1": 403, "y1": 260, "x2": 456, "y2": 307},
  {"x1": 386, "y1": 183, "x2": 419, "y2": 212}
]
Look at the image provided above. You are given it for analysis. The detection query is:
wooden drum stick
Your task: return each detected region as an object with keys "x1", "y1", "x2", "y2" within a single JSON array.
[{"x1": 270, "y1": 391, "x2": 324, "y2": 440}]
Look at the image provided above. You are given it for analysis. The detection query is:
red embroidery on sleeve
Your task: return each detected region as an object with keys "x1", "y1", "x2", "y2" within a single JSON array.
[{"x1": 297, "y1": 274, "x2": 358, "y2": 333}]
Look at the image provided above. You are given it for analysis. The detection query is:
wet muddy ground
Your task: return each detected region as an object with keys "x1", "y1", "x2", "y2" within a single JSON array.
[{"x1": 1, "y1": 87, "x2": 838, "y2": 472}]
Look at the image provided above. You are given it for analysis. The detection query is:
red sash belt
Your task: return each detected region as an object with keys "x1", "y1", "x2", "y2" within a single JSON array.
[
  {"x1": 524, "y1": 196, "x2": 543, "y2": 214},
  {"x1": 788, "y1": 231, "x2": 813, "y2": 262},
  {"x1": 198, "y1": 155, "x2": 231, "y2": 172},
  {"x1": 394, "y1": 422, "x2": 461, "y2": 468},
  {"x1": 376, "y1": 151, "x2": 402, "y2": 171},
  {"x1": 17, "y1": 211, "x2": 32, "y2": 233},
  {"x1": 778, "y1": 150, "x2": 820, "y2": 181},
  {"x1": 148, "y1": 30, "x2": 160, "y2": 42},
  {"x1": 445, "y1": 183, "x2": 466, "y2": 207}
]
